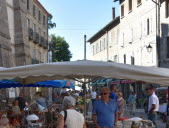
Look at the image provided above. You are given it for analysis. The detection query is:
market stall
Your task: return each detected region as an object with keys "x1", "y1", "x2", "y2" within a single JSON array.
[{"x1": 0, "y1": 60, "x2": 169, "y2": 127}]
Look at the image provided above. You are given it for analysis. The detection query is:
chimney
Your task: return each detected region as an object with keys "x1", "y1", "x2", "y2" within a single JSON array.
[{"x1": 112, "y1": 7, "x2": 116, "y2": 20}]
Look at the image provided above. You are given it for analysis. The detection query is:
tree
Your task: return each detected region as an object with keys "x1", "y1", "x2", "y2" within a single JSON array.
[
  {"x1": 48, "y1": 13, "x2": 56, "y2": 29},
  {"x1": 51, "y1": 35, "x2": 72, "y2": 62}
]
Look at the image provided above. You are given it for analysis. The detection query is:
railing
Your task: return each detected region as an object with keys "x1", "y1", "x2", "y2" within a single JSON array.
[
  {"x1": 43, "y1": 40, "x2": 48, "y2": 49},
  {"x1": 39, "y1": 36, "x2": 44, "y2": 46},
  {"x1": 31, "y1": 59, "x2": 43, "y2": 64},
  {"x1": 28, "y1": 28, "x2": 33, "y2": 40}
]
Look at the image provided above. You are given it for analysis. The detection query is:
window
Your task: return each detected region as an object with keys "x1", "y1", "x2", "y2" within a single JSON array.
[
  {"x1": 34, "y1": 49, "x2": 36, "y2": 59},
  {"x1": 166, "y1": 0, "x2": 169, "y2": 18},
  {"x1": 147, "y1": 19, "x2": 150, "y2": 35},
  {"x1": 100, "y1": 41, "x2": 102, "y2": 51},
  {"x1": 140, "y1": 23, "x2": 142, "y2": 39},
  {"x1": 114, "y1": 55, "x2": 118, "y2": 62},
  {"x1": 131, "y1": 56, "x2": 135, "y2": 65},
  {"x1": 39, "y1": 52, "x2": 41, "y2": 61},
  {"x1": 44, "y1": 32, "x2": 46, "y2": 39},
  {"x1": 39, "y1": 28, "x2": 41, "y2": 36},
  {"x1": 129, "y1": 0, "x2": 132, "y2": 11},
  {"x1": 121, "y1": 5, "x2": 124, "y2": 17},
  {"x1": 43, "y1": 15, "x2": 46, "y2": 25},
  {"x1": 137, "y1": 0, "x2": 141, "y2": 5},
  {"x1": 129, "y1": 28, "x2": 133, "y2": 43},
  {"x1": 33, "y1": 5, "x2": 35, "y2": 17},
  {"x1": 103, "y1": 38, "x2": 106, "y2": 49},
  {"x1": 33, "y1": 24, "x2": 36, "y2": 32},
  {"x1": 93, "y1": 45, "x2": 95, "y2": 55},
  {"x1": 124, "y1": 54, "x2": 126, "y2": 64},
  {"x1": 96, "y1": 43, "x2": 99, "y2": 53},
  {"x1": 121, "y1": 33, "x2": 124, "y2": 47},
  {"x1": 27, "y1": 0, "x2": 29, "y2": 10},
  {"x1": 38, "y1": 10, "x2": 41, "y2": 21},
  {"x1": 166, "y1": 37, "x2": 169, "y2": 58},
  {"x1": 27, "y1": 18, "x2": 30, "y2": 28}
]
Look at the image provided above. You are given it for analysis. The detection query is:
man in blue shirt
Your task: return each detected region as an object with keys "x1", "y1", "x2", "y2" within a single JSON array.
[
  {"x1": 92, "y1": 87, "x2": 118, "y2": 128},
  {"x1": 110, "y1": 85, "x2": 117, "y2": 100}
]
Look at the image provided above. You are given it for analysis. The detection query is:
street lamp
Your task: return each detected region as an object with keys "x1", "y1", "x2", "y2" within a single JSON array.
[{"x1": 147, "y1": 44, "x2": 152, "y2": 53}]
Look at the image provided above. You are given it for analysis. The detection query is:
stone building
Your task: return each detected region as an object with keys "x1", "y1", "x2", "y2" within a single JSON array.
[
  {"x1": 159, "y1": 0, "x2": 169, "y2": 68},
  {"x1": 88, "y1": 0, "x2": 159, "y2": 99},
  {"x1": 0, "y1": 0, "x2": 48, "y2": 67},
  {"x1": 0, "y1": 0, "x2": 49, "y2": 99},
  {"x1": 88, "y1": 15, "x2": 120, "y2": 62}
]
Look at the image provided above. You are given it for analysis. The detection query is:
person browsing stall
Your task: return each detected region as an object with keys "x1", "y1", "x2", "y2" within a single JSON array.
[
  {"x1": 146, "y1": 88, "x2": 159, "y2": 128},
  {"x1": 57, "y1": 96, "x2": 86, "y2": 128},
  {"x1": 92, "y1": 87, "x2": 118, "y2": 128},
  {"x1": 109, "y1": 85, "x2": 117, "y2": 100}
]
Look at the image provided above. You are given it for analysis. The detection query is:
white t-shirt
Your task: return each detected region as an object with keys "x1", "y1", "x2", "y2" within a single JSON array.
[
  {"x1": 91, "y1": 91, "x2": 97, "y2": 99},
  {"x1": 148, "y1": 94, "x2": 159, "y2": 112},
  {"x1": 60, "y1": 109, "x2": 84, "y2": 128}
]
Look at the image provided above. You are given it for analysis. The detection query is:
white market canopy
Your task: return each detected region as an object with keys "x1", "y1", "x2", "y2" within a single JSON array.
[{"x1": 0, "y1": 60, "x2": 169, "y2": 86}]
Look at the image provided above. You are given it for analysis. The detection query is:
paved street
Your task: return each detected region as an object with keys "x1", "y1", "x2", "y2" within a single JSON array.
[{"x1": 124, "y1": 109, "x2": 165, "y2": 128}]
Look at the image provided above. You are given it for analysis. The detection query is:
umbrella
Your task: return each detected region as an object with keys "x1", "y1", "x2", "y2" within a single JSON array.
[
  {"x1": 0, "y1": 60, "x2": 169, "y2": 85},
  {"x1": 26, "y1": 114, "x2": 39, "y2": 121}
]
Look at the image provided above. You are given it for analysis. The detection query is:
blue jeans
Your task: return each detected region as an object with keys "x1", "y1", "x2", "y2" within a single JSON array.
[
  {"x1": 92, "y1": 99, "x2": 96, "y2": 105},
  {"x1": 148, "y1": 112, "x2": 158, "y2": 128}
]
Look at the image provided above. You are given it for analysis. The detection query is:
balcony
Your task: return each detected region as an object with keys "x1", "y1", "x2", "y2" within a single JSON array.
[
  {"x1": 36, "y1": 33, "x2": 39, "y2": 44},
  {"x1": 39, "y1": 36, "x2": 44, "y2": 47},
  {"x1": 31, "y1": 58, "x2": 40, "y2": 64},
  {"x1": 28, "y1": 28, "x2": 33, "y2": 40},
  {"x1": 43, "y1": 40, "x2": 48, "y2": 49},
  {"x1": 31, "y1": 58, "x2": 43, "y2": 64},
  {"x1": 33, "y1": 32, "x2": 38, "y2": 44}
]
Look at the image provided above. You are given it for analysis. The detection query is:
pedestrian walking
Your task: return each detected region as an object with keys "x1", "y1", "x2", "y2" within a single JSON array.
[
  {"x1": 146, "y1": 88, "x2": 159, "y2": 128},
  {"x1": 92, "y1": 87, "x2": 118, "y2": 128},
  {"x1": 90, "y1": 89, "x2": 97, "y2": 104},
  {"x1": 117, "y1": 92, "x2": 124, "y2": 117},
  {"x1": 128, "y1": 92, "x2": 136, "y2": 115},
  {"x1": 109, "y1": 85, "x2": 117, "y2": 100},
  {"x1": 57, "y1": 96, "x2": 86, "y2": 128}
]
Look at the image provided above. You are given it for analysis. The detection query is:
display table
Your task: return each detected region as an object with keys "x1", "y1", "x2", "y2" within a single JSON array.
[
  {"x1": 158, "y1": 104, "x2": 167, "y2": 113},
  {"x1": 85, "y1": 120, "x2": 95, "y2": 128}
]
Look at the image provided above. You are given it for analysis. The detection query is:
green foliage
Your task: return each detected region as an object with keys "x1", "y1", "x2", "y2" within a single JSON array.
[
  {"x1": 48, "y1": 13, "x2": 56, "y2": 29},
  {"x1": 51, "y1": 35, "x2": 72, "y2": 62}
]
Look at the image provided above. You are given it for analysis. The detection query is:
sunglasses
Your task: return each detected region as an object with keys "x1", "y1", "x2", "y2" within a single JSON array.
[{"x1": 100, "y1": 93, "x2": 108, "y2": 95}]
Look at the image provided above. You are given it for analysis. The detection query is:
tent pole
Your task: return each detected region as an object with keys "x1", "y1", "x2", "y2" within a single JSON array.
[
  {"x1": 167, "y1": 86, "x2": 169, "y2": 127},
  {"x1": 83, "y1": 80, "x2": 87, "y2": 119}
]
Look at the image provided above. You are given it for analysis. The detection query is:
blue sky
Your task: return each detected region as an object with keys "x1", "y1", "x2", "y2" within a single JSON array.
[{"x1": 39, "y1": 0, "x2": 119, "y2": 61}]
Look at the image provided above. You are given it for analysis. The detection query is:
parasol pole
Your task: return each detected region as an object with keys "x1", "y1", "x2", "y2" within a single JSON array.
[
  {"x1": 167, "y1": 86, "x2": 169, "y2": 127},
  {"x1": 84, "y1": 35, "x2": 87, "y2": 118}
]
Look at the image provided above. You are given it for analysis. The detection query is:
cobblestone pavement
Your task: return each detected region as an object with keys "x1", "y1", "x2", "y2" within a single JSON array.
[{"x1": 124, "y1": 109, "x2": 166, "y2": 128}]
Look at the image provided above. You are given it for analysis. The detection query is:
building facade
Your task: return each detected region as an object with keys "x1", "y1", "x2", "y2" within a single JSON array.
[
  {"x1": 160, "y1": 0, "x2": 169, "y2": 68},
  {"x1": 1, "y1": 0, "x2": 48, "y2": 68},
  {"x1": 88, "y1": 16, "x2": 120, "y2": 62},
  {"x1": 0, "y1": 0, "x2": 49, "y2": 99},
  {"x1": 88, "y1": 0, "x2": 161, "y2": 100},
  {"x1": 118, "y1": 0, "x2": 157, "y2": 67}
]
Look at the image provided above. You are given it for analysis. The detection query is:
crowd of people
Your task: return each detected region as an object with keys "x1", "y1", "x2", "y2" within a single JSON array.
[{"x1": 5, "y1": 84, "x2": 161, "y2": 128}]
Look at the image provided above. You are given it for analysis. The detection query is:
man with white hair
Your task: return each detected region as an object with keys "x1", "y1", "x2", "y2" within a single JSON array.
[{"x1": 57, "y1": 96, "x2": 86, "y2": 128}]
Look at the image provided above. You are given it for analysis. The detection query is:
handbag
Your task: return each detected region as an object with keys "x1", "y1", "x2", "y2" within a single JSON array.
[{"x1": 64, "y1": 110, "x2": 67, "y2": 128}]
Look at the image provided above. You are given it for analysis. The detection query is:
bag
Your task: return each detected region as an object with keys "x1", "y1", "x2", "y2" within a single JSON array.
[{"x1": 64, "y1": 110, "x2": 67, "y2": 128}]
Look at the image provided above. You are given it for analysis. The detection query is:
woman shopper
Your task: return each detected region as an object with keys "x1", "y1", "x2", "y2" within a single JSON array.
[
  {"x1": 57, "y1": 96, "x2": 86, "y2": 128},
  {"x1": 117, "y1": 92, "x2": 124, "y2": 117}
]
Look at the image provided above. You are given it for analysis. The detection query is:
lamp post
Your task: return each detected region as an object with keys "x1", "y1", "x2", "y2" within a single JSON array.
[{"x1": 146, "y1": 44, "x2": 153, "y2": 53}]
